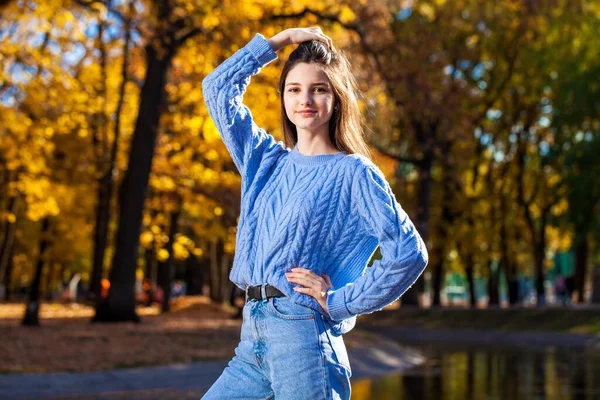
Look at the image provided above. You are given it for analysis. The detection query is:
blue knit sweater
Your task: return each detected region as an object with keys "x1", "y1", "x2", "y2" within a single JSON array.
[{"x1": 202, "y1": 33, "x2": 428, "y2": 334}]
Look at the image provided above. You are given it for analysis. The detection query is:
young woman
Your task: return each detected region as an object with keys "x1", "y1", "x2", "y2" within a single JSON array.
[{"x1": 201, "y1": 27, "x2": 428, "y2": 400}]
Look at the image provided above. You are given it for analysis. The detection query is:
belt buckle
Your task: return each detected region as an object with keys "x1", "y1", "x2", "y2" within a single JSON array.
[{"x1": 260, "y1": 284, "x2": 268, "y2": 301}]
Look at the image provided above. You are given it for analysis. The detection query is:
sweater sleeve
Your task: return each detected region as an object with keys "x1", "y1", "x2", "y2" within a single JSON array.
[
  {"x1": 325, "y1": 163, "x2": 429, "y2": 321},
  {"x1": 202, "y1": 33, "x2": 283, "y2": 176}
]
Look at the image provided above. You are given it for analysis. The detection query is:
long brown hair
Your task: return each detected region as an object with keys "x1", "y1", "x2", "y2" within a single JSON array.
[{"x1": 278, "y1": 40, "x2": 372, "y2": 160}]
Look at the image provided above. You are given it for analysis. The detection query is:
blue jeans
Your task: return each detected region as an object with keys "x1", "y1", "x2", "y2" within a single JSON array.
[{"x1": 201, "y1": 293, "x2": 352, "y2": 399}]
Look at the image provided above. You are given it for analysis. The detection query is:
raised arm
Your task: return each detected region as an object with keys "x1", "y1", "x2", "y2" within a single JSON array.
[
  {"x1": 325, "y1": 163, "x2": 429, "y2": 321},
  {"x1": 202, "y1": 28, "x2": 333, "y2": 177},
  {"x1": 202, "y1": 34, "x2": 281, "y2": 175}
]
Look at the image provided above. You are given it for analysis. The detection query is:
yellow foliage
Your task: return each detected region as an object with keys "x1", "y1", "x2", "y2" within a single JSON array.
[
  {"x1": 6, "y1": 213, "x2": 16, "y2": 223},
  {"x1": 547, "y1": 226, "x2": 573, "y2": 253},
  {"x1": 140, "y1": 231, "x2": 154, "y2": 248},
  {"x1": 551, "y1": 198, "x2": 569, "y2": 216},
  {"x1": 529, "y1": 203, "x2": 541, "y2": 219},
  {"x1": 157, "y1": 249, "x2": 169, "y2": 262},
  {"x1": 201, "y1": 14, "x2": 221, "y2": 29},
  {"x1": 192, "y1": 248, "x2": 204, "y2": 257},
  {"x1": 547, "y1": 174, "x2": 561, "y2": 187},
  {"x1": 417, "y1": 3, "x2": 436, "y2": 20},
  {"x1": 466, "y1": 34, "x2": 479, "y2": 48},
  {"x1": 173, "y1": 242, "x2": 189, "y2": 260},
  {"x1": 205, "y1": 149, "x2": 219, "y2": 161},
  {"x1": 339, "y1": 6, "x2": 357, "y2": 24}
]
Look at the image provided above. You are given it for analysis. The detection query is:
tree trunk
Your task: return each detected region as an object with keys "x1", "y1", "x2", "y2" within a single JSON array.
[
  {"x1": 184, "y1": 254, "x2": 205, "y2": 295},
  {"x1": 486, "y1": 160, "x2": 500, "y2": 307},
  {"x1": 456, "y1": 224, "x2": 477, "y2": 307},
  {"x1": 465, "y1": 251, "x2": 476, "y2": 307},
  {"x1": 157, "y1": 206, "x2": 181, "y2": 312},
  {"x1": 500, "y1": 192, "x2": 519, "y2": 305},
  {"x1": 43, "y1": 262, "x2": 56, "y2": 301},
  {"x1": 573, "y1": 235, "x2": 588, "y2": 303},
  {"x1": 0, "y1": 193, "x2": 20, "y2": 282},
  {"x1": 533, "y1": 241, "x2": 545, "y2": 306},
  {"x1": 591, "y1": 264, "x2": 600, "y2": 304},
  {"x1": 209, "y1": 239, "x2": 225, "y2": 302},
  {"x1": 22, "y1": 217, "x2": 51, "y2": 326},
  {"x1": 93, "y1": 40, "x2": 174, "y2": 323},
  {"x1": 517, "y1": 135, "x2": 550, "y2": 307},
  {"x1": 458, "y1": 203, "x2": 478, "y2": 308},
  {"x1": 487, "y1": 258, "x2": 500, "y2": 306},
  {"x1": 90, "y1": 174, "x2": 111, "y2": 301},
  {"x1": 532, "y1": 207, "x2": 549, "y2": 306},
  {"x1": 144, "y1": 247, "x2": 156, "y2": 306},
  {"x1": 3, "y1": 244, "x2": 14, "y2": 301},
  {"x1": 401, "y1": 153, "x2": 433, "y2": 306},
  {"x1": 432, "y1": 160, "x2": 455, "y2": 306},
  {"x1": 90, "y1": 3, "x2": 132, "y2": 307},
  {"x1": 431, "y1": 245, "x2": 445, "y2": 307},
  {"x1": 220, "y1": 252, "x2": 231, "y2": 304}
]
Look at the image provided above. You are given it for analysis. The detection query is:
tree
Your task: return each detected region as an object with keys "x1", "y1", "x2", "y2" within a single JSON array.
[{"x1": 22, "y1": 217, "x2": 50, "y2": 326}]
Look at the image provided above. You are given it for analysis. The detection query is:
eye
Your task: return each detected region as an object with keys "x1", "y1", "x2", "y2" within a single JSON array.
[
  {"x1": 287, "y1": 88, "x2": 299, "y2": 93},
  {"x1": 314, "y1": 87, "x2": 328, "y2": 93}
]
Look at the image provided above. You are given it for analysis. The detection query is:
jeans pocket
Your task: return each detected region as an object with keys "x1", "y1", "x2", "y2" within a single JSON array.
[
  {"x1": 269, "y1": 297, "x2": 316, "y2": 320},
  {"x1": 316, "y1": 315, "x2": 352, "y2": 375},
  {"x1": 324, "y1": 329, "x2": 352, "y2": 375}
]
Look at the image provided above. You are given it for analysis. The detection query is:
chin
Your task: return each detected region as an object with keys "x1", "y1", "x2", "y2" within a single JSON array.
[
  {"x1": 291, "y1": 119, "x2": 329, "y2": 132},
  {"x1": 293, "y1": 122, "x2": 315, "y2": 130}
]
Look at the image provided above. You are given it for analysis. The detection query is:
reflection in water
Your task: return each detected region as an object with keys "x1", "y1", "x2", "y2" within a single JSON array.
[{"x1": 351, "y1": 344, "x2": 600, "y2": 400}]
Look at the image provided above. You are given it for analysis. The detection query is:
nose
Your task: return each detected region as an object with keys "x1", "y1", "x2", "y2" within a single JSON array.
[{"x1": 300, "y1": 92, "x2": 313, "y2": 106}]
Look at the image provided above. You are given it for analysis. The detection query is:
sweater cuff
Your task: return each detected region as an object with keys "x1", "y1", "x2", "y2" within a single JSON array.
[
  {"x1": 246, "y1": 33, "x2": 277, "y2": 67},
  {"x1": 326, "y1": 288, "x2": 352, "y2": 321}
]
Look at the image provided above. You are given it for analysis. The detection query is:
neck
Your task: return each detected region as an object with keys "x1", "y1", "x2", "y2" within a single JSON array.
[{"x1": 295, "y1": 129, "x2": 337, "y2": 156}]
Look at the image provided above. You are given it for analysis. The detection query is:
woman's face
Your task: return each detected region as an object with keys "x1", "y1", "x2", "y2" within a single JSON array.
[{"x1": 283, "y1": 62, "x2": 335, "y2": 136}]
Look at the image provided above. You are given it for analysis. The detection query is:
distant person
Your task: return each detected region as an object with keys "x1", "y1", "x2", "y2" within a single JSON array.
[
  {"x1": 200, "y1": 27, "x2": 428, "y2": 400},
  {"x1": 142, "y1": 278, "x2": 153, "y2": 307},
  {"x1": 555, "y1": 275, "x2": 567, "y2": 306}
]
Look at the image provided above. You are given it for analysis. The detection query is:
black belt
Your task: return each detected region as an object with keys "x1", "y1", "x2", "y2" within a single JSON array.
[{"x1": 246, "y1": 284, "x2": 285, "y2": 301}]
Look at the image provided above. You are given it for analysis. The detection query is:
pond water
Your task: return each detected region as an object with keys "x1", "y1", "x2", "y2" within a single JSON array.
[{"x1": 351, "y1": 343, "x2": 600, "y2": 400}]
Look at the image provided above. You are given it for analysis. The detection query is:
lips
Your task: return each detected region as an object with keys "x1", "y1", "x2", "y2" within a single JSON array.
[{"x1": 297, "y1": 110, "x2": 317, "y2": 116}]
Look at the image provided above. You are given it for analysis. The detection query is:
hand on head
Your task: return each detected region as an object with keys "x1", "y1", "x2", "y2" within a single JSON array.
[{"x1": 268, "y1": 27, "x2": 334, "y2": 52}]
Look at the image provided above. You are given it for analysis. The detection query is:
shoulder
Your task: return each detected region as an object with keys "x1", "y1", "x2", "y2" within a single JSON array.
[{"x1": 345, "y1": 153, "x2": 388, "y2": 188}]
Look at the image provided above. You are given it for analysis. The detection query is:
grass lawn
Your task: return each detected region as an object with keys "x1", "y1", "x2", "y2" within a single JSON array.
[{"x1": 360, "y1": 306, "x2": 600, "y2": 335}]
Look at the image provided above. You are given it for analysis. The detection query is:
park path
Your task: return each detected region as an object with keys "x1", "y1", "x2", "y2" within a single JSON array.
[
  {"x1": 0, "y1": 330, "x2": 424, "y2": 400},
  {"x1": 5, "y1": 317, "x2": 599, "y2": 399}
]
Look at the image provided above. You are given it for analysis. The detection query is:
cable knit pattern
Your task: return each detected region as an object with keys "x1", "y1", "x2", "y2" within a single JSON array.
[{"x1": 201, "y1": 33, "x2": 428, "y2": 334}]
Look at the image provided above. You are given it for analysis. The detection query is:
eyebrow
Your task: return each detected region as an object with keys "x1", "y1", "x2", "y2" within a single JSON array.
[{"x1": 285, "y1": 82, "x2": 330, "y2": 87}]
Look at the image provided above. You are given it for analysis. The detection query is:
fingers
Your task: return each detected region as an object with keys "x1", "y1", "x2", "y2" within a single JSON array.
[
  {"x1": 316, "y1": 33, "x2": 333, "y2": 50},
  {"x1": 286, "y1": 269, "x2": 333, "y2": 289},
  {"x1": 305, "y1": 26, "x2": 333, "y2": 50},
  {"x1": 312, "y1": 27, "x2": 333, "y2": 50},
  {"x1": 286, "y1": 269, "x2": 331, "y2": 311},
  {"x1": 286, "y1": 271, "x2": 319, "y2": 287},
  {"x1": 321, "y1": 273, "x2": 333, "y2": 289},
  {"x1": 293, "y1": 286, "x2": 311, "y2": 294}
]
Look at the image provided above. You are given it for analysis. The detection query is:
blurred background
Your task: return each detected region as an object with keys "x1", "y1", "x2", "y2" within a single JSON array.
[{"x1": 0, "y1": 0, "x2": 599, "y2": 399}]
